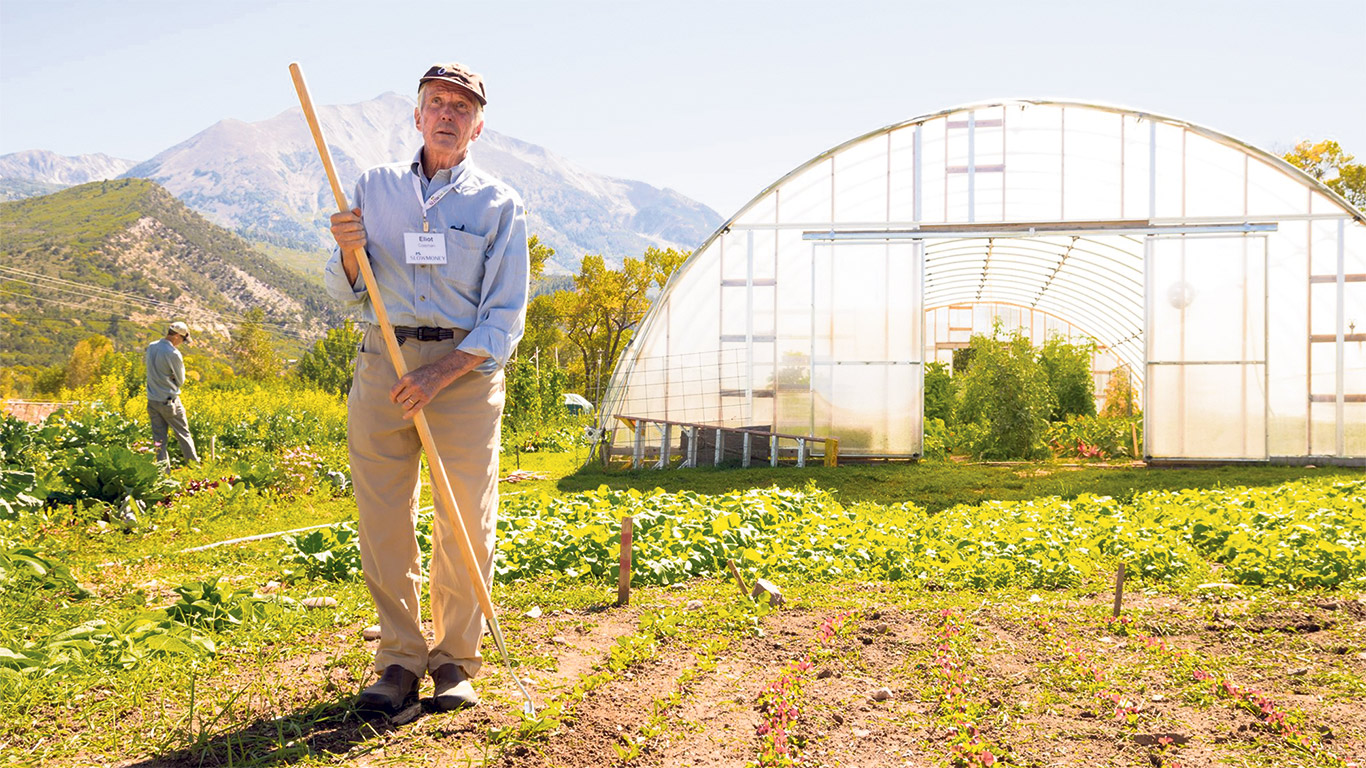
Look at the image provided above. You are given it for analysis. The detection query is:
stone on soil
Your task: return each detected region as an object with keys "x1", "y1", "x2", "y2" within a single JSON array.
[
  {"x1": 362, "y1": 625, "x2": 381, "y2": 640},
  {"x1": 302, "y1": 596, "x2": 338, "y2": 609}
]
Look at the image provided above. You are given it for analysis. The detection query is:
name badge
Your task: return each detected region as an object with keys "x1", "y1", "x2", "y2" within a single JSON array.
[{"x1": 404, "y1": 232, "x2": 447, "y2": 264}]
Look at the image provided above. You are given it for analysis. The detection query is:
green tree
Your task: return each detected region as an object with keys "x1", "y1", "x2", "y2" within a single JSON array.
[
  {"x1": 549, "y1": 246, "x2": 688, "y2": 403},
  {"x1": 1284, "y1": 140, "x2": 1366, "y2": 209},
  {"x1": 229, "y1": 308, "x2": 281, "y2": 381},
  {"x1": 955, "y1": 325, "x2": 1053, "y2": 460},
  {"x1": 1037, "y1": 334, "x2": 1096, "y2": 421},
  {"x1": 923, "y1": 361, "x2": 956, "y2": 424},
  {"x1": 296, "y1": 320, "x2": 364, "y2": 395}
]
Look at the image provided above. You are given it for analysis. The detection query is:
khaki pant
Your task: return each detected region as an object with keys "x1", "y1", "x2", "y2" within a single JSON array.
[
  {"x1": 148, "y1": 397, "x2": 198, "y2": 464},
  {"x1": 349, "y1": 326, "x2": 503, "y2": 679}
]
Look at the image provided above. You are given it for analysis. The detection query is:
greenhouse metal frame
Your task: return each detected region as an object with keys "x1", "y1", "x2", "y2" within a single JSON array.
[{"x1": 600, "y1": 100, "x2": 1366, "y2": 466}]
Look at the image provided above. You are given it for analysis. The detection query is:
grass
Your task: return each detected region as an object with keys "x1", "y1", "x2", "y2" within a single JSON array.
[
  {"x1": 4, "y1": 448, "x2": 1364, "y2": 767},
  {"x1": 557, "y1": 454, "x2": 1354, "y2": 512}
]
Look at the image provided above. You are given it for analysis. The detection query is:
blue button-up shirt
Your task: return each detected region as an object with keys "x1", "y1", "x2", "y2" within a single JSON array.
[{"x1": 324, "y1": 150, "x2": 529, "y2": 371}]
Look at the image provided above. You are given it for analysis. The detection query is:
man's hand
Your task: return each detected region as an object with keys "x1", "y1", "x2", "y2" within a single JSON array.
[
  {"x1": 330, "y1": 207, "x2": 365, "y2": 286},
  {"x1": 390, "y1": 349, "x2": 488, "y2": 419},
  {"x1": 330, "y1": 207, "x2": 367, "y2": 251}
]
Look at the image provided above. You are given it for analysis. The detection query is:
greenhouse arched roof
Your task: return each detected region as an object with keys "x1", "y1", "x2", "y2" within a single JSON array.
[{"x1": 602, "y1": 100, "x2": 1366, "y2": 464}]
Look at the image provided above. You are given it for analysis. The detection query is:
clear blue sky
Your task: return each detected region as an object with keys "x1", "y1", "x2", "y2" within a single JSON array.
[{"x1": 2, "y1": 0, "x2": 1362, "y2": 215}]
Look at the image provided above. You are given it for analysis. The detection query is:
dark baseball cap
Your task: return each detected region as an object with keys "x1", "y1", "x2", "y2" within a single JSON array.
[{"x1": 419, "y1": 63, "x2": 487, "y2": 106}]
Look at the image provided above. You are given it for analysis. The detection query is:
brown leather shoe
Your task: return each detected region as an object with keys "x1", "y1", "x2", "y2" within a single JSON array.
[
  {"x1": 431, "y1": 663, "x2": 479, "y2": 710},
  {"x1": 356, "y1": 664, "x2": 419, "y2": 714}
]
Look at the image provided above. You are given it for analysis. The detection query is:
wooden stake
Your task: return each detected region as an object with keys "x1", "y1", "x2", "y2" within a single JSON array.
[
  {"x1": 726, "y1": 558, "x2": 750, "y2": 598},
  {"x1": 1112, "y1": 562, "x2": 1127, "y2": 618},
  {"x1": 1130, "y1": 422, "x2": 1139, "y2": 459},
  {"x1": 617, "y1": 515, "x2": 633, "y2": 606}
]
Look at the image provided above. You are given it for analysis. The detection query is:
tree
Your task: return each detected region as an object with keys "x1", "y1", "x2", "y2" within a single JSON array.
[
  {"x1": 955, "y1": 325, "x2": 1053, "y2": 460},
  {"x1": 527, "y1": 234, "x2": 554, "y2": 282},
  {"x1": 63, "y1": 335, "x2": 115, "y2": 390},
  {"x1": 229, "y1": 308, "x2": 281, "y2": 381},
  {"x1": 549, "y1": 247, "x2": 688, "y2": 402},
  {"x1": 1284, "y1": 140, "x2": 1366, "y2": 210},
  {"x1": 1037, "y1": 334, "x2": 1096, "y2": 421},
  {"x1": 296, "y1": 320, "x2": 364, "y2": 395}
]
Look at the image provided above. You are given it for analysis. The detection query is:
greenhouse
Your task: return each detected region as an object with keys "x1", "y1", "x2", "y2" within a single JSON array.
[{"x1": 600, "y1": 100, "x2": 1366, "y2": 466}]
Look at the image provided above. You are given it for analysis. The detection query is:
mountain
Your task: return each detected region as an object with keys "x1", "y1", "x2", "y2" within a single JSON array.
[
  {"x1": 0, "y1": 179, "x2": 338, "y2": 369},
  {"x1": 115, "y1": 93, "x2": 721, "y2": 272},
  {"x1": 0, "y1": 149, "x2": 137, "y2": 186}
]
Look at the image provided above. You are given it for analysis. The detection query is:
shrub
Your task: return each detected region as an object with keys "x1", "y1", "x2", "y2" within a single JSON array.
[
  {"x1": 955, "y1": 326, "x2": 1053, "y2": 460},
  {"x1": 1038, "y1": 334, "x2": 1096, "y2": 421},
  {"x1": 1101, "y1": 364, "x2": 1141, "y2": 419},
  {"x1": 923, "y1": 361, "x2": 956, "y2": 424},
  {"x1": 295, "y1": 321, "x2": 364, "y2": 396}
]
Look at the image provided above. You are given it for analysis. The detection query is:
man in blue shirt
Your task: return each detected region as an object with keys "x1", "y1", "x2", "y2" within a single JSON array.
[
  {"x1": 144, "y1": 321, "x2": 199, "y2": 465},
  {"x1": 326, "y1": 62, "x2": 529, "y2": 715}
]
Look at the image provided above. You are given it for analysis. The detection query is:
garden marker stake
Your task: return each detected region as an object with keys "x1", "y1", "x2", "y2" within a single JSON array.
[{"x1": 288, "y1": 62, "x2": 535, "y2": 717}]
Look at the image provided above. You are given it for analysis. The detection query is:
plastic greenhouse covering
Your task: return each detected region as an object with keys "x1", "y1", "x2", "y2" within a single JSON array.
[{"x1": 600, "y1": 101, "x2": 1366, "y2": 465}]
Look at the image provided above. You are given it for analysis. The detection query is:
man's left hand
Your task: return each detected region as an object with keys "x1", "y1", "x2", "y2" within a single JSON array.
[{"x1": 390, "y1": 349, "x2": 488, "y2": 419}]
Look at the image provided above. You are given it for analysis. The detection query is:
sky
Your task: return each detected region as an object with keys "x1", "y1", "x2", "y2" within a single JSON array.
[{"x1": 1, "y1": 0, "x2": 1363, "y2": 216}]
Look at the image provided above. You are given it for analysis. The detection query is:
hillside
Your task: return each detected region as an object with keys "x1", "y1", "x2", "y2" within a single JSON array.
[{"x1": 0, "y1": 179, "x2": 341, "y2": 369}]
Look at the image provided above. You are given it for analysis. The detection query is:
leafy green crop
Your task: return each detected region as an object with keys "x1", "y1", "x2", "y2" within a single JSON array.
[
  {"x1": 57, "y1": 444, "x2": 177, "y2": 505},
  {"x1": 281, "y1": 524, "x2": 364, "y2": 582}
]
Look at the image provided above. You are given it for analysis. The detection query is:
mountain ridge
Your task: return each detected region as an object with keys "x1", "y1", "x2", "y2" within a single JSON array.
[{"x1": 0, "y1": 93, "x2": 722, "y2": 273}]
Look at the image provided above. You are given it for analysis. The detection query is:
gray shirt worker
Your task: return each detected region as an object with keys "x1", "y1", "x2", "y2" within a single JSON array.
[
  {"x1": 323, "y1": 148, "x2": 529, "y2": 372},
  {"x1": 145, "y1": 337, "x2": 186, "y2": 403}
]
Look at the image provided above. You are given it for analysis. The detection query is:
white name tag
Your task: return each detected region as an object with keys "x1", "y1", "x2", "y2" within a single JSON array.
[{"x1": 404, "y1": 232, "x2": 447, "y2": 264}]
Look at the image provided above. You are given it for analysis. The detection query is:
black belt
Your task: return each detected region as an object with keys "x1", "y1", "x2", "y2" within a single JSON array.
[{"x1": 392, "y1": 326, "x2": 457, "y2": 346}]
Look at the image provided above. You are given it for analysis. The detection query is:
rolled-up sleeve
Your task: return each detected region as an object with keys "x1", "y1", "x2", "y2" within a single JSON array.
[
  {"x1": 457, "y1": 196, "x2": 528, "y2": 370},
  {"x1": 322, "y1": 179, "x2": 370, "y2": 309}
]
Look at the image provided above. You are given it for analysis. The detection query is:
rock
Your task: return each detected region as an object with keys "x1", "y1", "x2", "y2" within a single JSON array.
[
  {"x1": 867, "y1": 610, "x2": 882, "y2": 620},
  {"x1": 750, "y1": 579, "x2": 784, "y2": 606},
  {"x1": 1288, "y1": 667, "x2": 1309, "y2": 677},
  {"x1": 302, "y1": 596, "x2": 338, "y2": 609},
  {"x1": 686, "y1": 599, "x2": 704, "y2": 611},
  {"x1": 852, "y1": 727, "x2": 870, "y2": 738},
  {"x1": 389, "y1": 702, "x2": 423, "y2": 725},
  {"x1": 1029, "y1": 594, "x2": 1043, "y2": 603},
  {"x1": 1080, "y1": 710, "x2": 1097, "y2": 719},
  {"x1": 832, "y1": 712, "x2": 845, "y2": 724},
  {"x1": 524, "y1": 606, "x2": 543, "y2": 619},
  {"x1": 870, "y1": 687, "x2": 893, "y2": 702},
  {"x1": 1317, "y1": 601, "x2": 1340, "y2": 611},
  {"x1": 872, "y1": 622, "x2": 890, "y2": 634},
  {"x1": 362, "y1": 625, "x2": 381, "y2": 641},
  {"x1": 1150, "y1": 694, "x2": 1166, "y2": 702},
  {"x1": 816, "y1": 668, "x2": 834, "y2": 680}
]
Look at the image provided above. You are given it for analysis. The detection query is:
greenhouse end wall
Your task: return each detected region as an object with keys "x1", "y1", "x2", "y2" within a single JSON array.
[{"x1": 601, "y1": 100, "x2": 1366, "y2": 465}]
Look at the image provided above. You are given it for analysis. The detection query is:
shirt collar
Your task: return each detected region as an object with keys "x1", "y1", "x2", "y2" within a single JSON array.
[{"x1": 411, "y1": 147, "x2": 471, "y2": 191}]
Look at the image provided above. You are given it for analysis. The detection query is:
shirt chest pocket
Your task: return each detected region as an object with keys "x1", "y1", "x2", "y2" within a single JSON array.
[{"x1": 440, "y1": 228, "x2": 488, "y2": 289}]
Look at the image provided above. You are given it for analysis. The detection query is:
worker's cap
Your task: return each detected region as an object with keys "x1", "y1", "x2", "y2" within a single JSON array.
[
  {"x1": 419, "y1": 63, "x2": 487, "y2": 106},
  {"x1": 168, "y1": 321, "x2": 191, "y2": 341}
]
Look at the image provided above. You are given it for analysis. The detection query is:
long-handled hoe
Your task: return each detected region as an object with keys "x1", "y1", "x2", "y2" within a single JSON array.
[{"x1": 288, "y1": 62, "x2": 535, "y2": 717}]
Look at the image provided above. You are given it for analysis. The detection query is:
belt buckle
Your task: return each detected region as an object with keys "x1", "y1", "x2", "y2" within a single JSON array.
[{"x1": 417, "y1": 327, "x2": 440, "y2": 342}]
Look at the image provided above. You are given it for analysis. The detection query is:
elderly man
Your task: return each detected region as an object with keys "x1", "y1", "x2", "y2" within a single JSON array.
[
  {"x1": 144, "y1": 321, "x2": 199, "y2": 465},
  {"x1": 325, "y1": 62, "x2": 528, "y2": 715}
]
